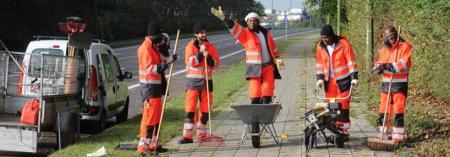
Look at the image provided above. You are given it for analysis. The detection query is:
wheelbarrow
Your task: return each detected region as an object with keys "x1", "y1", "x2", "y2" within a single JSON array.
[
  {"x1": 231, "y1": 103, "x2": 282, "y2": 148},
  {"x1": 304, "y1": 85, "x2": 353, "y2": 152}
]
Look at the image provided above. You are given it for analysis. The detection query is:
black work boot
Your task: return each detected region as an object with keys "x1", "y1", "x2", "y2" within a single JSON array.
[
  {"x1": 261, "y1": 96, "x2": 272, "y2": 104},
  {"x1": 250, "y1": 97, "x2": 261, "y2": 104},
  {"x1": 178, "y1": 137, "x2": 193, "y2": 144},
  {"x1": 142, "y1": 145, "x2": 169, "y2": 156}
]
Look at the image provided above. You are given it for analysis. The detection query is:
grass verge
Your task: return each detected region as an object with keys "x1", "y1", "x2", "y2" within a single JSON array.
[{"x1": 50, "y1": 62, "x2": 246, "y2": 157}]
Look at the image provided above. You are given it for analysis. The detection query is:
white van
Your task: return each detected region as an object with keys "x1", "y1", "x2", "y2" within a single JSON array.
[{"x1": 19, "y1": 36, "x2": 132, "y2": 132}]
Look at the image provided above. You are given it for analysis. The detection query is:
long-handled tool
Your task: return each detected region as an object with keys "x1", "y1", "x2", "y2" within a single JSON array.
[
  {"x1": 0, "y1": 40, "x2": 24, "y2": 73},
  {"x1": 151, "y1": 29, "x2": 181, "y2": 155},
  {"x1": 367, "y1": 26, "x2": 401, "y2": 151},
  {"x1": 199, "y1": 48, "x2": 225, "y2": 147}
]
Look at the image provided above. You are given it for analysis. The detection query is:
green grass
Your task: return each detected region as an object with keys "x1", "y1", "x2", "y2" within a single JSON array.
[{"x1": 50, "y1": 62, "x2": 246, "y2": 157}]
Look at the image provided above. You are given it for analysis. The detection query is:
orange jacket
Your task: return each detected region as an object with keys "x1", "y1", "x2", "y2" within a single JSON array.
[
  {"x1": 184, "y1": 39, "x2": 220, "y2": 90},
  {"x1": 316, "y1": 36, "x2": 358, "y2": 92},
  {"x1": 376, "y1": 39, "x2": 412, "y2": 95},
  {"x1": 137, "y1": 36, "x2": 167, "y2": 100},
  {"x1": 227, "y1": 20, "x2": 281, "y2": 79}
]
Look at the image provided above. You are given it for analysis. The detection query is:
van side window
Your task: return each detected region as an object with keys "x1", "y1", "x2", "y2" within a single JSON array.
[
  {"x1": 111, "y1": 55, "x2": 122, "y2": 77},
  {"x1": 100, "y1": 54, "x2": 114, "y2": 83}
]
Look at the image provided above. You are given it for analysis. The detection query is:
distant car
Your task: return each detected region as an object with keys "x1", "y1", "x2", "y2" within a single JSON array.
[
  {"x1": 19, "y1": 36, "x2": 132, "y2": 132},
  {"x1": 260, "y1": 22, "x2": 273, "y2": 30}
]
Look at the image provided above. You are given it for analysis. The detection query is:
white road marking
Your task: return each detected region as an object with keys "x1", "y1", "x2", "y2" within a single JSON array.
[{"x1": 128, "y1": 29, "x2": 318, "y2": 89}]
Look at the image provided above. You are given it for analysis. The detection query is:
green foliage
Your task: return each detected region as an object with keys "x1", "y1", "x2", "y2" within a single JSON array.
[
  {"x1": 313, "y1": 0, "x2": 450, "y2": 154},
  {"x1": 0, "y1": 0, "x2": 265, "y2": 50},
  {"x1": 305, "y1": 0, "x2": 348, "y2": 29},
  {"x1": 342, "y1": 0, "x2": 450, "y2": 104}
]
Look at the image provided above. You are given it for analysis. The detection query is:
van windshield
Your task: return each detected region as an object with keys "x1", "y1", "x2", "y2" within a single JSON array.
[{"x1": 28, "y1": 48, "x2": 64, "y2": 77}]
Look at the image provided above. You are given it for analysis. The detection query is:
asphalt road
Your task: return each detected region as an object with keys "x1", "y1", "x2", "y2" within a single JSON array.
[{"x1": 114, "y1": 27, "x2": 319, "y2": 119}]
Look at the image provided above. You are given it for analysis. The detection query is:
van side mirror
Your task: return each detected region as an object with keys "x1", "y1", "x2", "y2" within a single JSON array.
[{"x1": 123, "y1": 71, "x2": 132, "y2": 79}]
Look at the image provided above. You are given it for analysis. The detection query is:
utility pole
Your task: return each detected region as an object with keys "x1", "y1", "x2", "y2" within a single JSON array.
[
  {"x1": 337, "y1": 0, "x2": 341, "y2": 35},
  {"x1": 271, "y1": 0, "x2": 274, "y2": 11},
  {"x1": 365, "y1": 0, "x2": 374, "y2": 74},
  {"x1": 327, "y1": 14, "x2": 330, "y2": 25},
  {"x1": 285, "y1": 11, "x2": 288, "y2": 40}
]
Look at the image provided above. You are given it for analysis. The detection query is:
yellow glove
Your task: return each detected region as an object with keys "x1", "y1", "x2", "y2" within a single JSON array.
[
  {"x1": 211, "y1": 6, "x2": 225, "y2": 21},
  {"x1": 276, "y1": 58, "x2": 286, "y2": 69}
]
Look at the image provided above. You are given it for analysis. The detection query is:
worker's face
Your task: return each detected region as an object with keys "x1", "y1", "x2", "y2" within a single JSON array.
[
  {"x1": 195, "y1": 30, "x2": 208, "y2": 41},
  {"x1": 321, "y1": 35, "x2": 333, "y2": 46},
  {"x1": 247, "y1": 18, "x2": 259, "y2": 31},
  {"x1": 383, "y1": 29, "x2": 397, "y2": 46}
]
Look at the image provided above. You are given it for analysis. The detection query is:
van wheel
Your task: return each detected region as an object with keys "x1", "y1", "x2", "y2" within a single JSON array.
[
  {"x1": 116, "y1": 98, "x2": 129, "y2": 123},
  {"x1": 93, "y1": 111, "x2": 106, "y2": 133}
]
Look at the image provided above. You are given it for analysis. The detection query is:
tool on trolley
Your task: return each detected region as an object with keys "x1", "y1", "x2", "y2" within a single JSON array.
[{"x1": 304, "y1": 85, "x2": 353, "y2": 152}]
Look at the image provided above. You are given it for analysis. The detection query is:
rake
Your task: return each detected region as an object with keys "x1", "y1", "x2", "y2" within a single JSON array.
[{"x1": 199, "y1": 48, "x2": 224, "y2": 147}]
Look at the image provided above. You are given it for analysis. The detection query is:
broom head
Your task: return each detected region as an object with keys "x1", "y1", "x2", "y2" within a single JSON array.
[
  {"x1": 199, "y1": 134, "x2": 224, "y2": 147},
  {"x1": 367, "y1": 136, "x2": 395, "y2": 151}
]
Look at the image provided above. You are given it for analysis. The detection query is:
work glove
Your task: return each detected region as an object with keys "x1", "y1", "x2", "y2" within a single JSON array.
[
  {"x1": 211, "y1": 6, "x2": 225, "y2": 21},
  {"x1": 369, "y1": 64, "x2": 384, "y2": 76},
  {"x1": 276, "y1": 58, "x2": 286, "y2": 69},
  {"x1": 167, "y1": 54, "x2": 177, "y2": 64},
  {"x1": 351, "y1": 79, "x2": 358, "y2": 86},
  {"x1": 200, "y1": 44, "x2": 209, "y2": 58},
  {"x1": 200, "y1": 44, "x2": 207, "y2": 53},
  {"x1": 316, "y1": 80, "x2": 324, "y2": 89}
]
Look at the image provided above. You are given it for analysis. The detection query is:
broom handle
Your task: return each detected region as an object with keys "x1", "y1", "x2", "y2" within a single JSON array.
[
  {"x1": 204, "y1": 50, "x2": 213, "y2": 136},
  {"x1": 381, "y1": 26, "x2": 400, "y2": 140},
  {"x1": 154, "y1": 29, "x2": 181, "y2": 144}
]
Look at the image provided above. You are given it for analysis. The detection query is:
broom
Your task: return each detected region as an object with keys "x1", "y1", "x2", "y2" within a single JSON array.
[
  {"x1": 150, "y1": 29, "x2": 181, "y2": 156},
  {"x1": 367, "y1": 26, "x2": 401, "y2": 151},
  {"x1": 199, "y1": 46, "x2": 224, "y2": 147}
]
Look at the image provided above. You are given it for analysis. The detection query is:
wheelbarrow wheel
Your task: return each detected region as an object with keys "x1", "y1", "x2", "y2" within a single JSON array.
[
  {"x1": 250, "y1": 122, "x2": 260, "y2": 148},
  {"x1": 334, "y1": 135, "x2": 345, "y2": 148},
  {"x1": 251, "y1": 136, "x2": 260, "y2": 148}
]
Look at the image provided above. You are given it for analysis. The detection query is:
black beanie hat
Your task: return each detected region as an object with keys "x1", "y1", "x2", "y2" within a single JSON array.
[
  {"x1": 320, "y1": 24, "x2": 335, "y2": 37},
  {"x1": 148, "y1": 23, "x2": 163, "y2": 36},
  {"x1": 193, "y1": 23, "x2": 207, "y2": 34}
]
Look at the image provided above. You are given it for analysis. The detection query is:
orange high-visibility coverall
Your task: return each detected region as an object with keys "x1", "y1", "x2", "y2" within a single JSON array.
[
  {"x1": 315, "y1": 36, "x2": 358, "y2": 131},
  {"x1": 137, "y1": 36, "x2": 167, "y2": 152},
  {"x1": 182, "y1": 39, "x2": 220, "y2": 139},
  {"x1": 226, "y1": 20, "x2": 281, "y2": 103},
  {"x1": 376, "y1": 39, "x2": 412, "y2": 142}
]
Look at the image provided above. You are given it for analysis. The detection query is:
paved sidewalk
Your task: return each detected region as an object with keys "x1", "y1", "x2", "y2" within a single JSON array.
[{"x1": 165, "y1": 33, "x2": 394, "y2": 157}]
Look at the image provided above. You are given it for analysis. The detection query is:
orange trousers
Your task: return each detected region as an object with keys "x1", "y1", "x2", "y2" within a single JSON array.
[
  {"x1": 248, "y1": 65, "x2": 275, "y2": 98},
  {"x1": 378, "y1": 92, "x2": 406, "y2": 132},
  {"x1": 379, "y1": 92, "x2": 406, "y2": 114},
  {"x1": 139, "y1": 97, "x2": 162, "y2": 138},
  {"x1": 185, "y1": 86, "x2": 213, "y2": 122},
  {"x1": 183, "y1": 85, "x2": 212, "y2": 139}
]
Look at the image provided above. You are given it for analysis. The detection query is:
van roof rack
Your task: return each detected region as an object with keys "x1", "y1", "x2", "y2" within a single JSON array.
[
  {"x1": 32, "y1": 36, "x2": 67, "y2": 41},
  {"x1": 32, "y1": 35, "x2": 104, "y2": 43}
]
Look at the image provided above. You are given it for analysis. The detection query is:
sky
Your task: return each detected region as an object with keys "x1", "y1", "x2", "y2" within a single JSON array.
[{"x1": 257, "y1": 0, "x2": 305, "y2": 11}]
